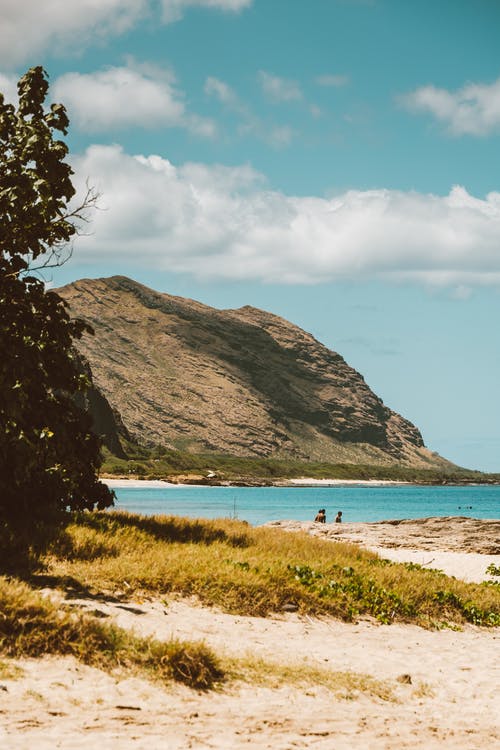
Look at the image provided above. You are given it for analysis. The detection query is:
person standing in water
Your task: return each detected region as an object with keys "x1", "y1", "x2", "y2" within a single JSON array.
[
  {"x1": 314, "y1": 509, "x2": 326, "y2": 523},
  {"x1": 335, "y1": 511, "x2": 342, "y2": 523}
]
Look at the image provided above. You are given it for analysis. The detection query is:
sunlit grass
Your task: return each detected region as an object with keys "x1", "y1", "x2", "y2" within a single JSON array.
[
  {"x1": 0, "y1": 658, "x2": 24, "y2": 680},
  {"x1": 42, "y1": 511, "x2": 500, "y2": 627},
  {"x1": 0, "y1": 576, "x2": 223, "y2": 690},
  {"x1": 224, "y1": 655, "x2": 396, "y2": 701}
]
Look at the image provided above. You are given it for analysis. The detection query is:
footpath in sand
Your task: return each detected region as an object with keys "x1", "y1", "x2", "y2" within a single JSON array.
[{"x1": 1, "y1": 517, "x2": 499, "y2": 749}]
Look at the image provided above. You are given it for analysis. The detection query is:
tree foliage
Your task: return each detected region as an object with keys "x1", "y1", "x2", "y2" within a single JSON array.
[{"x1": 0, "y1": 67, "x2": 114, "y2": 522}]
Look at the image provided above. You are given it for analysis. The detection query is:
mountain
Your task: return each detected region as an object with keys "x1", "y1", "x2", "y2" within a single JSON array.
[{"x1": 59, "y1": 276, "x2": 450, "y2": 468}]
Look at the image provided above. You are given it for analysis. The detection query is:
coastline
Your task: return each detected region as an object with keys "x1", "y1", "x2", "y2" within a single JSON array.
[
  {"x1": 104, "y1": 477, "x2": 187, "y2": 489},
  {"x1": 280, "y1": 477, "x2": 411, "y2": 486},
  {"x1": 101, "y1": 476, "x2": 416, "y2": 489},
  {"x1": 101, "y1": 474, "x2": 500, "y2": 488}
]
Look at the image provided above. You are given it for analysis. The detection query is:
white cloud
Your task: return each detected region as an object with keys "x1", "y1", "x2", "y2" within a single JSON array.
[
  {"x1": 160, "y1": 0, "x2": 252, "y2": 23},
  {"x1": 265, "y1": 125, "x2": 294, "y2": 148},
  {"x1": 204, "y1": 76, "x2": 239, "y2": 106},
  {"x1": 401, "y1": 77, "x2": 500, "y2": 136},
  {"x1": 0, "y1": 0, "x2": 253, "y2": 67},
  {"x1": 205, "y1": 75, "x2": 294, "y2": 147},
  {"x1": 0, "y1": 0, "x2": 147, "y2": 67},
  {"x1": 0, "y1": 72, "x2": 18, "y2": 104},
  {"x1": 315, "y1": 74, "x2": 350, "y2": 88},
  {"x1": 52, "y1": 63, "x2": 215, "y2": 136},
  {"x1": 258, "y1": 71, "x2": 303, "y2": 102},
  {"x1": 71, "y1": 144, "x2": 500, "y2": 287}
]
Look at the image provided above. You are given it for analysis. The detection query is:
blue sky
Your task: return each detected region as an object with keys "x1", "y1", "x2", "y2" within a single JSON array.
[{"x1": 1, "y1": 0, "x2": 499, "y2": 471}]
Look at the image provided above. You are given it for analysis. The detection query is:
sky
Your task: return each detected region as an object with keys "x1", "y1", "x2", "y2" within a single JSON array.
[{"x1": 1, "y1": 0, "x2": 499, "y2": 471}]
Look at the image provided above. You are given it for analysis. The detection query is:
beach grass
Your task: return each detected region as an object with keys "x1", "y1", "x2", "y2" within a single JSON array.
[
  {"x1": 225, "y1": 655, "x2": 397, "y2": 701},
  {"x1": 40, "y1": 511, "x2": 500, "y2": 627},
  {"x1": 0, "y1": 573, "x2": 402, "y2": 699},
  {"x1": 2, "y1": 511, "x2": 499, "y2": 694},
  {"x1": 0, "y1": 575, "x2": 223, "y2": 690}
]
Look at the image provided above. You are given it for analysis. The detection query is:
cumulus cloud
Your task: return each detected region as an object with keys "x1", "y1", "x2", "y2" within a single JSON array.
[
  {"x1": 401, "y1": 77, "x2": 500, "y2": 136},
  {"x1": 52, "y1": 63, "x2": 215, "y2": 136},
  {"x1": 258, "y1": 71, "x2": 303, "y2": 102},
  {"x1": 70, "y1": 144, "x2": 500, "y2": 287},
  {"x1": 0, "y1": 0, "x2": 147, "y2": 66},
  {"x1": 0, "y1": 0, "x2": 252, "y2": 66}
]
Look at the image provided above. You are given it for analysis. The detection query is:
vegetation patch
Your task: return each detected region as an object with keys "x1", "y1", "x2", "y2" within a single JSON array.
[
  {"x1": 40, "y1": 512, "x2": 500, "y2": 627},
  {"x1": 101, "y1": 446, "x2": 500, "y2": 484},
  {"x1": 0, "y1": 659, "x2": 24, "y2": 680},
  {"x1": 0, "y1": 576, "x2": 223, "y2": 690},
  {"x1": 227, "y1": 656, "x2": 396, "y2": 701}
]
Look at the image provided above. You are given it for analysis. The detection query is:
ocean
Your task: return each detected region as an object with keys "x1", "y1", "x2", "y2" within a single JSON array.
[{"x1": 108, "y1": 483, "x2": 500, "y2": 526}]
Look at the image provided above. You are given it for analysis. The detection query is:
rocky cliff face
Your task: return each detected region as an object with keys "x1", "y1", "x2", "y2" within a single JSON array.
[{"x1": 59, "y1": 276, "x2": 447, "y2": 468}]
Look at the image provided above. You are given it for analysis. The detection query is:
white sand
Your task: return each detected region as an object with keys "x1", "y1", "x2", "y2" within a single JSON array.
[
  {"x1": 103, "y1": 477, "x2": 411, "y2": 488},
  {"x1": 1, "y1": 595, "x2": 499, "y2": 749},
  {"x1": 365, "y1": 546, "x2": 498, "y2": 583},
  {"x1": 103, "y1": 478, "x2": 186, "y2": 489}
]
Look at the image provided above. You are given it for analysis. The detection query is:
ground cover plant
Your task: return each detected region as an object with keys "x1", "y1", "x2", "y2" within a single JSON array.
[{"x1": 41, "y1": 512, "x2": 500, "y2": 628}]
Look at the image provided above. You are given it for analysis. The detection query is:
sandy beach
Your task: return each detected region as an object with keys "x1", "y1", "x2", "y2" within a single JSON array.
[
  {"x1": 266, "y1": 516, "x2": 500, "y2": 582},
  {"x1": 1, "y1": 516, "x2": 499, "y2": 749}
]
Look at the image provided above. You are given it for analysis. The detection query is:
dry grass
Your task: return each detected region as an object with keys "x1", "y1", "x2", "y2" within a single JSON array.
[
  {"x1": 226, "y1": 655, "x2": 396, "y2": 701},
  {"x1": 2, "y1": 510, "x2": 498, "y2": 697},
  {"x1": 0, "y1": 576, "x2": 223, "y2": 690},
  {"x1": 0, "y1": 658, "x2": 24, "y2": 680},
  {"x1": 40, "y1": 511, "x2": 500, "y2": 627}
]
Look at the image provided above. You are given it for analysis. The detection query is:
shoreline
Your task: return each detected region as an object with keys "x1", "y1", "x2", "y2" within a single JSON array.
[
  {"x1": 101, "y1": 474, "x2": 500, "y2": 488},
  {"x1": 277, "y1": 477, "x2": 411, "y2": 486},
  {"x1": 102, "y1": 477, "x2": 409, "y2": 489}
]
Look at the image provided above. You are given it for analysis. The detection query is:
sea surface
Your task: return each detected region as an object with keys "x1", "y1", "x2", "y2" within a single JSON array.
[{"x1": 109, "y1": 483, "x2": 500, "y2": 526}]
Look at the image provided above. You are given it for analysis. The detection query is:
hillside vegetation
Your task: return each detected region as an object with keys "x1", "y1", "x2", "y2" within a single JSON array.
[{"x1": 101, "y1": 446, "x2": 499, "y2": 485}]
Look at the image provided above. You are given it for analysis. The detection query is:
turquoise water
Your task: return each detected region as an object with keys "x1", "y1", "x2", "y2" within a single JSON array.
[{"x1": 110, "y1": 484, "x2": 500, "y2": 526}]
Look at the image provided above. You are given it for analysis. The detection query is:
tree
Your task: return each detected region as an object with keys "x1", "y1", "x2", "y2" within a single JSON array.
[{"x1": 0, "y1": 67, "x2": 114, "y2": 522}]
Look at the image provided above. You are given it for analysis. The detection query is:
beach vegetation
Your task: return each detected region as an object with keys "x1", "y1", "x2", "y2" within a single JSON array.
[
  {"x1": 1, "y1": 511, "x2": 498, "y2": 695},
  {"x1": 37, "y1": 511, "x2": 500, "y2": 628},
  {"x1": 0, "y1": 67, "x2": 114, "y2": 536},
  {"x1": 0, "y1": 575, "x2": 223, "y2": 690},
  {"x1": 229, "y1": 656, "x2": 396, "y2": 701},
  {"x1": 486, "y1": 563, "x2": 500, "y2": 576},
  {"x1": 0, "y1": 659, "x2": 24, "y2": 680},
  {"x1": 0, "y1": 574, "x2": 402, "y2": 699}
]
